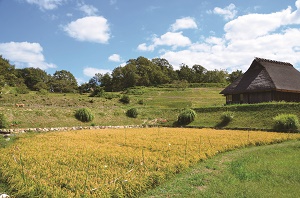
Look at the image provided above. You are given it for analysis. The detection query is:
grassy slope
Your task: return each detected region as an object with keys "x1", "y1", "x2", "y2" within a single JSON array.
[
  {"x1": 142, "y1": 140, "x2": 300, "y2": 198},
  {"x1": 1, "y1": 86, "x2": 300, "y2": 130},
  {"x1": 0, "y1": 87, "x2": 224, "y2": 128}
]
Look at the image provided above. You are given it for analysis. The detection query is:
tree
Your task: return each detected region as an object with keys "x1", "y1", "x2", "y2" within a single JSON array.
[
  {"x1": 17, "y1": 67, "x2": 50, "y2": 91},
  {"x1": 177, "y1": 64, "x2": 194, "y2": 83},
  {"x1": 203, "y1": 69, "x2": 228, "y2": 83},
  {"x1": 100, "y1": 73, "x2": 113, "y2": 91},
  {"x1": 192, "y1": 64, "x2": 207, "y2": 83},
  {"x1": 152, "y1": 58, "x2": 178, "y2": 81},
  {"x1": 50, "y1": 70, "x2": 78, "y2": 93},
  {"x1": 0, "y1": 55, "x2": 18, "y2": 87},
  {"x1": 228, "y1": 70, "x2": 243, "y2": 83}
]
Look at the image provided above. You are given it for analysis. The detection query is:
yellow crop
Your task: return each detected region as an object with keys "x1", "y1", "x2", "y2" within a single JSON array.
[{"x1": 1, "y1": 128, "x2": 299, "y2": 197}]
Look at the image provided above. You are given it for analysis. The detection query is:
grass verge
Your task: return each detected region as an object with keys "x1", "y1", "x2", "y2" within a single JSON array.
[{"x1": 142, "y1": 140, "x2": 300, "y2": 198}]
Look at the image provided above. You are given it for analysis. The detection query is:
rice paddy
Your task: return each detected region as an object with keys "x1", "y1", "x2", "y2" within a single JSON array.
[{"x1": 1, "y1": 128, "x2": 299, "y2": 197}]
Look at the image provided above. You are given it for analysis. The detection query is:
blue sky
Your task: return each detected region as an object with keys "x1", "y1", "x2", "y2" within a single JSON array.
[{"x1": 1, "y1": 0, "x2": 300, "y2": 84}]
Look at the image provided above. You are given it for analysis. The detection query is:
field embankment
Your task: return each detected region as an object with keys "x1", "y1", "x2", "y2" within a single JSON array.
[{"x1": 1, "y1": 128, "x2": 300, "y2": 197}]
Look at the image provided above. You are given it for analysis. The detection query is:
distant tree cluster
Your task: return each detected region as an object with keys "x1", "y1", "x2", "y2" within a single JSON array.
[
  {"x1": 0, "y1": 55, "x2": 78, "y2": 93},
  {"x1": 0, "y1": 55, "x2": 243, "y2": 94},
  {"x1": 80, "y1": 56, "x2": 243, "y2": 93}
]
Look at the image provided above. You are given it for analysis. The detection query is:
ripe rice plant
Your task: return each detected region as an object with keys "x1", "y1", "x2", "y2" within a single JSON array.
[{"x1": 0, "y1": 128, "x2": 299, "y2": 197}]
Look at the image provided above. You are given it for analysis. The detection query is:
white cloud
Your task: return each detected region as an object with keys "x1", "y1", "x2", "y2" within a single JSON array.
[
  {"x1": 137, "y1": 32, "x2": 191, "y2": 51},
  {"x1": 26, "y1": 0, "x2": 64, "y2": 10},
  {"x1": 83, "y1": 67, "x2": 111, "y2": 77},
  {"x1": 157, "y1": 1, "x2": 300, "y2": 71},
  {"x1": 0, "y1": 42, "x2": 56, "y2": 70},
  {"x1": 108, "y1": 54, "x2": 122, "y2": 62},
  {"x1": 212, "y1": 3, "x2": 237, "y2": 20},
  {"x1": 63, "y1": 16, "x2": 110, "y2": 43},
  {"x1": 78, "y1": 3, "x2": 98, "y2": 16},
  {"x1": 110, "y1": 0, "x2": 117, "y2": 5},
  {"x1": 170, "y1": 17, "x2": 198, "y2": 31}
]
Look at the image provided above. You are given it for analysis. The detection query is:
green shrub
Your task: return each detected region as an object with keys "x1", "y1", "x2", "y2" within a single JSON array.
[
  {"x1": 75, "y1": 108, "x2": 94, "y2": 122},
  {"x1": 126, "y1": 108, "x2": 138, "y2": 118},
  {"x1": 221, "y1": 111, "x2": 234, "y2": 123},
  {"x1": 16, "y1": 84, "x2": 29, "y2": 94},
  {"x1": 36, "y1": 89, "x2": 48, "y2": 95},
  {"x1": 0, "y1": 113, "x2": 8, "y2": 128},
  {"x1": 89, "y1": 87, "x2": 105, "y2": 97},
  {"x1": 177, "y1": 108, "x2": 196, "y2": 125},
  {"x1": 120, "y1": 95, "x2": 130, "y2": 104},
  {"x1": 273, "y1": 114, "x2": 299, "y2": 131}
]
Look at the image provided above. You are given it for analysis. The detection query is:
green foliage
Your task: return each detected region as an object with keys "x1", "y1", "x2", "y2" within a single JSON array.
[
  {"x1": 36, "y1": 88, "x2": 48, "y2": 95},
  {"x1": 126, "y1": 108, "x2": 138, "y2": 118},
  {"x1": 75, "y1": 108, "x2": 94, "y2": 122},
  {"x1": 105, "y1": 93, "x2": 120, "y2": 100},
  {"x1": 172, "y1": 80, "x2": 188, "y2": 90},
  {"x1": 89, "y1": 86, "x2": 105, "y2": 97},
  {"x1": 50, "y1": 70, "x2": 78, "y2": 93},
  {"x1": 120, "y1": 95, "x2": 130, "y2": 104},
  {"x1": 216, "y1": 111, "x2": 234, "y2": 128},
  {"x1": 273, "y1": 114, "x2": 299, "y2": 131},
  {"x1": 177, "y1": 108, "x2": 197, "y2": 125},
  {"x1": 125, "y1": 87, "x2": 146, "y2": 95},
  {"x1": 221, "y1": 111, "x2": 234, "y2": 123},
  {"x1": 16, "y1": 84, "x2": 30, "y2": 94},
  {"x1": 0, "y1": 113, "x2": 8, "y2": 128},
  {"x1": 227, "y1": 70, "x2": 243, "y2": 83}
]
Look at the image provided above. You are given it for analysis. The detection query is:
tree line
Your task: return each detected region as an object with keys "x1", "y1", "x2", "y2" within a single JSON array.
[{"x1": 0, "y1": 55, "x2": 243, "y2": 93}]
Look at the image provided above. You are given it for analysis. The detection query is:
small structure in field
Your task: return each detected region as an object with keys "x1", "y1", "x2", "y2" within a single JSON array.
[{"x1": 220, "y1": 57, "x2": 300, "y2": 104}]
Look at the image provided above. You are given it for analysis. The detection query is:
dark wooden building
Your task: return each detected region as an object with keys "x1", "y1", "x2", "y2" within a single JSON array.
[{"x1": 220, "y1": 58, "x2": 300, "y2": 104}]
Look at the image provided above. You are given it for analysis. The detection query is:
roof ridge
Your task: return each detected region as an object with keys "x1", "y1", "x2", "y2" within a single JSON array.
[{"x1": 255, "y1": 57, "x2": 293, "y2": 66}]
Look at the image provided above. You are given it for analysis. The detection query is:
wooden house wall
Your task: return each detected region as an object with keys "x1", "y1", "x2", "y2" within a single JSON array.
[
  {"x1": 225, "y1": 91, "x2": 300, "y2": 104},
  {"x1": 272, "y1": 91, "x2": 300, "y2": 102}
]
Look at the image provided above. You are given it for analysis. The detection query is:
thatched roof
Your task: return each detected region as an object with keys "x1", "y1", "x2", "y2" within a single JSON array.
[{"x1": 220, "y1": 58, "x2": 300, "y2": 95}]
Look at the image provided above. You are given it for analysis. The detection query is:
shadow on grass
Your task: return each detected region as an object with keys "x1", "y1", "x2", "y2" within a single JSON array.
[{"x1": 215, "y1": 119, "x2": 231, "y2": 128}]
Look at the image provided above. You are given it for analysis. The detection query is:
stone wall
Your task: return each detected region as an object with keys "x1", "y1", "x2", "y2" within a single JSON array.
[{"x1": 0, "y1": 125, "x2": 143, "y2": 134}]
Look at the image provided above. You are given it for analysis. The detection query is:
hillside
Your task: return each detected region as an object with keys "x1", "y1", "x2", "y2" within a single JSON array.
[{"x1": 1, "y1": 85, "x2": 300, "y2": 131}]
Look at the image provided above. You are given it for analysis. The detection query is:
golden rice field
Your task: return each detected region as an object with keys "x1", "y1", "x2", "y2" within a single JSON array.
[{"x1": 1, "y1": 128, "x2": 300, "y2": 197}]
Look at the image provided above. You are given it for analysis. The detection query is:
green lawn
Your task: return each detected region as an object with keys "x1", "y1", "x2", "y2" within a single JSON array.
[{"x1": 142, "y1": 140, "x2": 300, "y2": 198}]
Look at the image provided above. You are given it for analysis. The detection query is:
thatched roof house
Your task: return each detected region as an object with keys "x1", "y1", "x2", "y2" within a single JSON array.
[{"x1": 220, "y1": 58, "x2": 300, "y2": 104}]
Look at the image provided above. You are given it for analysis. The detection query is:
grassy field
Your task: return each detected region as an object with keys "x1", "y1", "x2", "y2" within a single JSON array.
[
  {"x1": 143, "y1": 140, "x2": 300, "y2": 198},
  {"x1": 0, "y1": 86, "x2": 224, "y2": 128},
  {"x1": 2, "y1": 86, "x2": 300, "y2": 130},
  {"x1": 1, "y1": 128, "x2": 299, "y2": 197}
]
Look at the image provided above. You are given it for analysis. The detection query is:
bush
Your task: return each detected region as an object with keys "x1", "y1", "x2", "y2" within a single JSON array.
[
  {"x1": 273, "y1": 114, "x2": 299, "y2": 131},
  {"x1": 89, "y1": 87, "x2": 105, "y2": 97},
  {"x1": 120, "y1": 95, "x2": 130, "y2": 104},
  {"x1": 126, "y1": 108, "x2": 138, "y2": 118},
  {"x1": 16, "y1": 84, "x2": 29, "y2": 94},
  {"x1": 0, "y1": 113, "x2": 8, "y2": 129},
  {"x1": 75, "y1": 108, "x2": 94, "y2": 122},
  {"x1": 36, "y1": 89, "x2": 48, "y2": 95},
  {"x1": 177, "y1": 108, "x2": 196, "y2": 125},
  {"x1": 216, "y1": 111, "x2": 234, "y2": 128},
  {"x1": 221, "y1": 111, "x2": 234, "y2": 123}
]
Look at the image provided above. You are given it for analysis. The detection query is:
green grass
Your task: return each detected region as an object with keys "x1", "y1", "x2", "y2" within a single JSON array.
[
  {"x1": 1, "y1": 86, "x2": 300, "y2": 130},
  {"x1": 142, "y1": 140, "x2": 300, "y2": 198},
  {"x1": 0, "y1": 87, "x2": 224, "y2": 128}
]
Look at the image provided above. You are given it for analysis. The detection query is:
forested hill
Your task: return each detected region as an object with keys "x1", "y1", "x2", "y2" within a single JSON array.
[{"x1": 0, "y1": 55, "x2": 243, "y2": 93}]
